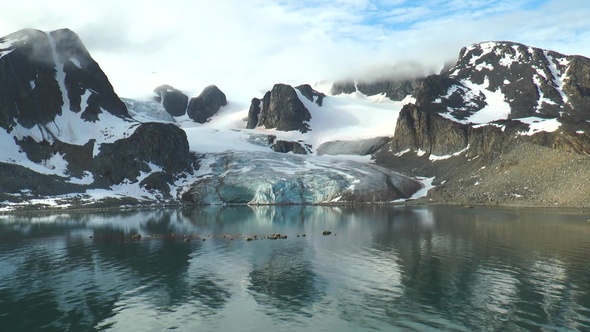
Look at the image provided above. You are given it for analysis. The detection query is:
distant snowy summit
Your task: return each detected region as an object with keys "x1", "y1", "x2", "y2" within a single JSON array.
[{"x1": 0, "y1": 28, "x2": 196, "y2": 206}]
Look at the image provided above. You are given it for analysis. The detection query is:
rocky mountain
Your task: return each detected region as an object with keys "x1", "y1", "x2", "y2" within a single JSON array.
[
  {"x1": 368, "y1": 41, "x2": 590, "y2": 206},
  {"x1": 248, "y1": 84, "x2": 315, "y2": 133},
  {"x1": 375, "y1": 41, "x2": 590, "y2": 158},
  {"x1": 4, "y1": 27, "x2": 590, "y2": 210},
  {"x1": 0, "y1": 28, "x2": 196, "y2": 205}
]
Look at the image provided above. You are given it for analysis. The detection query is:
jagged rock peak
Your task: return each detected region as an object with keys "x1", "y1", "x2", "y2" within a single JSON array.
[
  {"x1": 153, "y1": 84, "x2": 188, "y2": 117},
  {"x1": 0, "y1": 28, "x2": 128, "y2": 131},
  {"x1": 295, "y1": 84, "x2": 325, "y2": 106},
  {"x1": 414, "y1": 40, "x2": 590, "y2": 123},
  {"x1": 255, "y1": 83, "x2": 311, "y2": 133},
  {"x1": 186, "y1": 85, "x2": 227, "y2": 124}
]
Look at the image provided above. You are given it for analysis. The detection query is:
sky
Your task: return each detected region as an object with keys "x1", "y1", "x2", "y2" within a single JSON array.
[{"x1": 2, "y1": 0, "x2": 590, "y2": 100}]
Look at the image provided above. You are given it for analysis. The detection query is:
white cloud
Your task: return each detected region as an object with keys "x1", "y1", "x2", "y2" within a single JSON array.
[{"x1": 1, "y1": 0, "x2": 590, "y2": 101}]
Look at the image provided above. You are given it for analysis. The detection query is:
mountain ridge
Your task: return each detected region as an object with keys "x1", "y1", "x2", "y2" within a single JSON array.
[{"x1": 3, "y1": 28, "x2": 590, "y2": 210}]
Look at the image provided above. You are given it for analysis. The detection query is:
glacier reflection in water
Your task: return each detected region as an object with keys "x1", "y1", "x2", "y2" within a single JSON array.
[{"x1": 0, "y1": 205, "x2": 590, "y2": 331}]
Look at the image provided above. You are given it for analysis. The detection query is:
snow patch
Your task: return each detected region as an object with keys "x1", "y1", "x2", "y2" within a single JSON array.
[
  {"x1": 516, "y1": 117, "x2": 561, "y2": 136},
  {"x1": 463, "y1": 78, "x2": 511, "y2": 124},
  {"x1": 544, "y1": 51, "x2": 570, "y2": 104},
  {"x1": 475, "y1": 62, "x2": 493, "y2": 71},
  {"x1": 67, "y1": 171, "x2": 94, "y2": 185},
  {"x1": 70, "y1": 57, "x2": 82, "y2": 69},
  {"x1": 428, "y1": 145, "x2": 470, "y2": 161},
  {"x1": 395, "y1": 148, "x2": 410, "y2": 157},
  {"x1": 394, "y1": 177, "x2": 435, "y2": 202}
]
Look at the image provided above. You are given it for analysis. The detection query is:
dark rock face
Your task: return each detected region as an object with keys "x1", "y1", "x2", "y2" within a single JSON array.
[
  {"x1": 357, "y1": 79, "x2": 419, "y2": 101},
  {"x1": 93, "y1": 122, "x2": 194, "y2": 185},
  {"x1": 246, "y1": 98, "x2": 261, "y2": 129},
  {"x1": 271, "y1": 140, "x2": 311, "y2": 155},
  {"x1": 186, "y1": 85, "x2": 227, "y2": 123},
  {"x1": 0, "y1": 162, "x2": 87, "y2": 198},
  {"x1": 0, "y1": 28, "x2": 128, "y2": 130},
  {"x1": 257, "y1": 84, "x2": 311, "y2": 133},
  {"x1": 389, "y1": 104, "x2": 469, "y2": 156},
  {"x1": 330, "y1": 78, "x2": 419, "y2": 101},
  {"x1": 330, "y1": 81, "x2": 356, "y2": 95},
  {"x1": 384, "y1": 104, "x2": 530, "y2": 158},
  {"x1": 153, "y1": 84, "x2": 188, "y2": 116},
  {"x1": 377, "y1": 101, "x2": 590, "y2": 166},
  {"x1": 413, "y1": 76, "x2": 486, "y2": 120},
  {"x1": 140, "y1": 171, "x2": 174, "y2": 198},
  {"x1": 295, "y1": 84, "x2": 326, "y2": 106}
]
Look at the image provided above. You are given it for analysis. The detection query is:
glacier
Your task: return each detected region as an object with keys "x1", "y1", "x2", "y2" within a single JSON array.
[{"x1": 180, "y1": 151, "x2": 422, "y2": 205}]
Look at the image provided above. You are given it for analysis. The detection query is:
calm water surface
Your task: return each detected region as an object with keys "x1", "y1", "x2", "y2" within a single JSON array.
[{"x1": 1, "y1": 205, "x2": 589, "y2": 331}]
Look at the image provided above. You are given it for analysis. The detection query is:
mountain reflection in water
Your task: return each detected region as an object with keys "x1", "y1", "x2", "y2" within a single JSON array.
[{"x1": 0, "y1": 206, "x2": 589, "y2": 331}]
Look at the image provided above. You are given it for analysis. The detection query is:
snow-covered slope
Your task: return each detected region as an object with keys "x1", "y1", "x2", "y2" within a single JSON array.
[
  {"x1": 0, "y1": 29, "x2": 137, "y2": 179},
  {"x1": 115, "y1": 86, "x2": 425, "y2": 205},
  {"x1": 173, "y1": 88, "x2": 409, "y2": 155},
  {"x1": 416, "y1": 41, "x2": 587, "y2": 134}
]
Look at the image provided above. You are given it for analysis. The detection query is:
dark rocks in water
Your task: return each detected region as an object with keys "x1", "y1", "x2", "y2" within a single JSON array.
[
  {"x1": 153, "y1": 84, "x2": 188, "y2": 117},
  {"x1": 246, "y1": 98, "x2": 261, "y2": 129},
  {"x1": 267, "y1": 233, "x2": 287, "y2": 240},
  {"x1": 271, "y1": 140, "x2": 311, "y2": 155},
  {"x1": 258, "y1": 84, "x2": 311, "y2": 133},
  {"x1": 186, "y1": 85, "x2": 227, "y2": 123},
  {"x1": 0, "y1": 28, "x2": 128, "y2": 130},
  {"x1": 322, "y1": 230, "x2": 332, "y2": 236},
  {"x1": 295, "y1": 84, "x2": 326, "y2": 106},
  {"x1": 93, "y1": 122, "x2": 194, "y2": 185}
]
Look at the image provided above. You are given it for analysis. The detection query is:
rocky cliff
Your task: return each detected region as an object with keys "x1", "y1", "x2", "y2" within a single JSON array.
[{"x1": 249, "y1": 84, "x2": 314, "y2": 133}]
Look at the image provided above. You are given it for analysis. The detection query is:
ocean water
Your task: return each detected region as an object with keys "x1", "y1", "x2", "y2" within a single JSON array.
[{"x1": 0, "y1": 205, "x2": 589, "y2": 331}]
